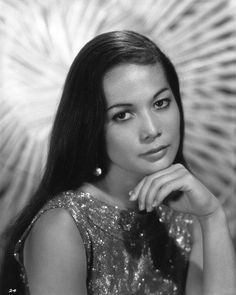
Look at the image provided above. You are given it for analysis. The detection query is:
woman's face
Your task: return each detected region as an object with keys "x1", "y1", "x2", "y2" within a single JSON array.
[{"x1": 103, "y1": 63, "x2": 180, "y2": 179}]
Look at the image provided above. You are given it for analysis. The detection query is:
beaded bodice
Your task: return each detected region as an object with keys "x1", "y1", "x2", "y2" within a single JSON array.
[{"x1": 15, "y1": 190, "x2": 193, "y2": 294}]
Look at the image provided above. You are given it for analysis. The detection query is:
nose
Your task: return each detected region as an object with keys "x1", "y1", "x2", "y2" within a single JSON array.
[{"x1": 140, "y1": 111, "x2": 162, "y2": 142}]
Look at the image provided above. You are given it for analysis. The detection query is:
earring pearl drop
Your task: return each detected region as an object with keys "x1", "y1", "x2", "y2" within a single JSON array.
[{"x1": 94, "y1": 167, "x2": 102, "y2": 176}]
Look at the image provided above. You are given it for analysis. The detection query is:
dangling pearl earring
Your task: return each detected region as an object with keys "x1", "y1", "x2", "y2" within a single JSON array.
[{"x1": 94, "y1": 167, "x2": 102, "y2": 176}]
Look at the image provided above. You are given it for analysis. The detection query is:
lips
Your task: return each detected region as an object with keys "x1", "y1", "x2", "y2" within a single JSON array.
[{"x1": 140, "y1": 145, "x2": 169, "y2": 156}]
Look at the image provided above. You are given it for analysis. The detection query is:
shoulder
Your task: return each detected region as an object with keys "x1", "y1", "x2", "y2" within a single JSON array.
[
  {"x1": 45, "y1": 190, "x2": 89, "y2": 213},
  {"x1": 18, "y1": 190, "x2": 91, "y2": 261},
  {"x1": 24, "y1": 208, "x2": 86, "y2": 265},
  {"x1": 24, "y1": 207, "x2": 85, "y2": 256},
  {"x1": 23, "y1": 208, "x2": 87, "y2": 294},
  {"x1": 28, "y1": 207, "x2": 78, "y2": 238}
]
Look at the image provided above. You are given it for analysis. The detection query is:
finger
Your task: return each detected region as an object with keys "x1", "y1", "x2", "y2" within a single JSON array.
[
  {"x1": 129, "y1": 163, "x2": 184, "y2": 201},
  {"x1": 129, "y1": 177, "x2": 146, "y2": 201},
  {"x1": 152, "y1": 176, "x2": 185, "y2": 207},
  {"x1": 137, "y1": 164, "x2": 186, "y2": 211},
  {"x1": 137, "y1": 176, "x2": 152, "y2": 211},
  {"x1": 146, "y1": 169, "x2": 186, "y2": 211},
  {"x1": 137, "y1": 172, "x2": 173, "y2": 211}
]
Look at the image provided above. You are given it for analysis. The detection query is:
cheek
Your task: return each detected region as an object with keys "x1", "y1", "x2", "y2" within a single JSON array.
[
  {"x1": 165, "y1": 108, "x2": 181, "y2": 146},
  {"x1": 173, "y1": 113, "x2": 181, "y2": 136},
  {"x1": 105, "y1": 127, "x2": 134, "y2": 159},
  {"x1": 171, "y1": 104, "x2": 181, "y2": 130}
]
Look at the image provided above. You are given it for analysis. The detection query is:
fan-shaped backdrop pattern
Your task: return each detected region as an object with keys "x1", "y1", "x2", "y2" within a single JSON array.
[{"x1": 0, "y1": 0, "x2": 236, "y2": 250}]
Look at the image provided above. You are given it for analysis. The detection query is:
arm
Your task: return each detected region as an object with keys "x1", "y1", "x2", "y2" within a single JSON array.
[
  {"x1": 186, "y1": 212, "x2": 236, "y2": 295},
  {"x1": 198, "y1": 208, "x2": 236, "y2": 295},
  {"x1": 23, "y1": 208, "x2": 88, "y2": 295},
  {"x1": 129, "y1": 164, "x2": 236, "y2": 295},
  {"x1": 185, "y1": 217, "x2": 203, "y2": 295}
]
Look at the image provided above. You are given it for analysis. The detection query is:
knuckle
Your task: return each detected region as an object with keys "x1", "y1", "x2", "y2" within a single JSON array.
[
  {"x1": 143, "y1": 177, "x2": 150, "y2": 187},
  {"x1": 151, "y1": 177, "x2": 160, "y2": 187},
  {"x1": 176, "y1": 163, "x2": 184, "y2": 170},
  {"x1": 185, "y1": 173, "x2": 194, "y2": 183}
]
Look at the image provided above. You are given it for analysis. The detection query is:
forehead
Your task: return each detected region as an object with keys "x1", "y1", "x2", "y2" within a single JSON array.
[{"x1": 103, "y1": 63, "x2": 170, "y2": 104}]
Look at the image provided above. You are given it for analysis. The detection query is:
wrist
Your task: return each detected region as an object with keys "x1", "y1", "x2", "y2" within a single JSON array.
[{"x1": 198, "y1": 206, "x2": 228, "y2": 233}]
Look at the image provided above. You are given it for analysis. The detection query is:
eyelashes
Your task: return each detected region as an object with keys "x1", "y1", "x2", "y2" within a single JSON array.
[
  {"x1": 111, "y1": 98, "x2": 172, "y2": 123},
  {"x1": 112, "y1": 111, "x2": 132, "y2": 122},
  {"x1": 153, "y1": 98, "x2": 171, "y2": 109}
]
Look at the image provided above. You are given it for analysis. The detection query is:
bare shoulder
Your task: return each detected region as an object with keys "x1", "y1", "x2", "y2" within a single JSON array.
[
  {"x1": 26, "y1": 208, "x2": 79, "y2": 240},
  {"x1": 24, "y1": 208, "x2": 87, "y2": 295},
  {"x1": 24, "y1": 208, "x2": 85, "y2": 253}
]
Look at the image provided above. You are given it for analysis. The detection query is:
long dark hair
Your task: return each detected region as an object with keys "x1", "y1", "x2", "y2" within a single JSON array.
[{"x1": 0, "y1": 30, "x2": 188, "y2": 293}]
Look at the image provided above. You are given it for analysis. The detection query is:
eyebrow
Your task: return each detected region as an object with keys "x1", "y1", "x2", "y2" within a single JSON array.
[{"x1": 106, "y1": 87, "x2": 169, "y2": 111}]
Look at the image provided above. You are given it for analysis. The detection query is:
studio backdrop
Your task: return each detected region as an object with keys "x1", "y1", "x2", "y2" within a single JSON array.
[{"x1": 0, "y1": 0, "x2": 236, "y2": 256}]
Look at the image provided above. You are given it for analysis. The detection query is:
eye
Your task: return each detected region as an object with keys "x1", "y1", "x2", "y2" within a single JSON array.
[
  {"x1": 154, "y1": 98, "x2": 171, "y2": 109},
  {"x1": 112, "y1": 111, "x2": 132, "y2": 122}
]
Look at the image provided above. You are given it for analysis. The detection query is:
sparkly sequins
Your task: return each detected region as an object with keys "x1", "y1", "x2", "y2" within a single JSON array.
[
  {"x1": 14, "y1": 190, "x2": 193, "y2": 294},
  {"x1": 8, "y1": 289, "x2": 17, "y2": 293}
]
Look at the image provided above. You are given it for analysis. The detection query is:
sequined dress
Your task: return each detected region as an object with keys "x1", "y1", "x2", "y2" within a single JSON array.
[{"x1": 15, "y1": 190, "x2": 193, "y2": 295}]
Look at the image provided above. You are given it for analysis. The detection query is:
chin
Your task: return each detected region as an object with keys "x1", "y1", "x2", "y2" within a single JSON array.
[{"x1": 139, "y1": 160, "x2": 174, "y2": 175}]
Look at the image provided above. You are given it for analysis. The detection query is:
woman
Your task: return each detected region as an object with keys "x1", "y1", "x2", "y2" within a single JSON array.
[{"x1": 1, "y1": 30, "x2": 235, "y2": 295}]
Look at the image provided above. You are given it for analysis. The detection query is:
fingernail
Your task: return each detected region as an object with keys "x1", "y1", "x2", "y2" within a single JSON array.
[
  {"x1": 139, "y1": 203, "x2": 144, "y2": 211},
  {"x1": 152, "y1": 201, "x2": 158, "y2": 208},
  {"x1": 129, "y1": 191, "x2": 136, "y2": 201}
]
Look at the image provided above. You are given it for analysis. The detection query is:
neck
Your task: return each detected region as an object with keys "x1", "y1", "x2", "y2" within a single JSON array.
[{"x1": 88, "y1": 166, "x2": 143, "y2": 210}]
